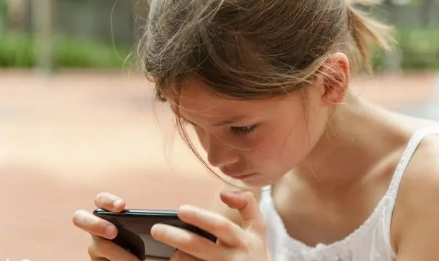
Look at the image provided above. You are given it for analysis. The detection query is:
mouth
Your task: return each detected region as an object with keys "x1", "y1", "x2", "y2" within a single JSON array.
[
  {"x1": 221, "y1": 169, "x2": 256, "y2": 180},
  {"x1": 230, "y1": 173, "x2": 255, "y2": 180}
]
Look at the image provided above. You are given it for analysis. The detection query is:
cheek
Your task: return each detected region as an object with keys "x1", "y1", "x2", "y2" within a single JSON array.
[
  {"x1": 279, "y1": 102, "x2": 329, "y2": 164},
  {"x1": 243, "y1": 104, "x2": 328, "y2": 170},
  {"x1": 239, "y1": 119, "x2": 307, "y2": 168}
]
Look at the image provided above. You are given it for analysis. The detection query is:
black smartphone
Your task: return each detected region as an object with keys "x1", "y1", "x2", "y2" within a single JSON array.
[{"x1": 93, "y1": 208, "x2": 217, "y2": 261}]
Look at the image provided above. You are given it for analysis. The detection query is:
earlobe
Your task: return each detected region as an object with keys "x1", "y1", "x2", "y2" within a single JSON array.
[{"x1": 320, "y1": 52, "x2": 350, "y2": 106}]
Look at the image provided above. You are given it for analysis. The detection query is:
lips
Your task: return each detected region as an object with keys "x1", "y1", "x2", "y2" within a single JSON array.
[
  {"x1": 230, "y1": 173, "x2": 255, "y2": 180},
  {"x1": 221, "y1": 169, "x2": 255, "y2": 180}
]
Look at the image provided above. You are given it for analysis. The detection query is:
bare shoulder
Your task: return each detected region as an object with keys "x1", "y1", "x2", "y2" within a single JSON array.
[
  {"x1": 208, "y1": 184, "x2": 263, "y2": 225},
  {"x1": 392, "y1": 130, "x2": 439, "y2": 258},
  {"x1": 396, "y1": 131, "x2": 439, "y2": 210}
]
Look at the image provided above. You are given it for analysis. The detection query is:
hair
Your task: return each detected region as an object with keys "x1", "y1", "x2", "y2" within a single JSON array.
[
  {"x1": 138, "y1": 0, "x2": 395, "y2": 184},
  {"x1": 140, "y1": 0, "x2": 394, "y2": 100}
]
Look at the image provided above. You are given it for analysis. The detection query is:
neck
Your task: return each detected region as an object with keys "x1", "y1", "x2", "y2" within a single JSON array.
[{"x1": 293, "y1": 96, "x2": 408, "y2": 189}]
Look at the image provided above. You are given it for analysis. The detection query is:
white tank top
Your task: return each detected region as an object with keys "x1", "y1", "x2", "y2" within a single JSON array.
[{"x1": 259, "y1": 128, "x2": 439, "y2": 261}]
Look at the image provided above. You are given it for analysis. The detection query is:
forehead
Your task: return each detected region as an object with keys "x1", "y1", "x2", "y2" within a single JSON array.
[{"x1": 167, "y1": 82, "x2": 280, "y2": 121}]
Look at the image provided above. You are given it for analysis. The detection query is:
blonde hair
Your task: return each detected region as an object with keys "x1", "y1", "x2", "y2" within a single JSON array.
[{"x1": 138, "y1": 0, "x2": 395, "y2": 183}]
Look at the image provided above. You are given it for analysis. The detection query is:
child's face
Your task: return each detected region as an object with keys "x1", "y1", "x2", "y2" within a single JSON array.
[{"x1": 169, "y1": 80, "x2": 330, "y2": 187}]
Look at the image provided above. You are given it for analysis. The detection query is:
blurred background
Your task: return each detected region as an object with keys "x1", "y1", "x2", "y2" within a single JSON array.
[{"x1": 0, "y1": 0, "x2": 438, "y2": 260}]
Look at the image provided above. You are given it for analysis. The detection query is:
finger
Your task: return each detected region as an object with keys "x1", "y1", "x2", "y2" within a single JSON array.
[
  {"x1": 178, "y1": 205, "x2": 244, "y2": 247},
  {"x1": 171, "y1": 250, "x2": 203, "y2": 261},
  {"x1": 220, "y1": 190, "x2": 265, "y2": 232},
  {"x1": 73, "y1": 210, "x2": 118, "y2": 239},
  {"x1": 94, "y1": 192, "x2": 125, "y2": 212},
  {"x1": 89, "y1": 236, "x2": 139, "y2": 261},
  {"x1": 151, "y1": 224, "x2": 229, "y2": 261}
]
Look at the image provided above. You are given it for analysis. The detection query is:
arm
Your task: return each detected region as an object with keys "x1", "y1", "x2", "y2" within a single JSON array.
[{"x1": 394, "y1": 169, "x2": 439, "y2": 260}]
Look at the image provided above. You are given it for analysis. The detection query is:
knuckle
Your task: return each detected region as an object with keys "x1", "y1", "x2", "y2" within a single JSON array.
[
  {"x1": 88, "y1": 216, "x2": 100, "y2": 230},
  {"x1": 256, "y1": 220, "x2": 268, "y2": 235},
  {"x1": 87, "y1": 245, "x2": 96, "y2": 258},
  {"x1": 176, "y1": 236, "x2": 201, "y2": 254},
  {"x1": 92, "y1": 238, "x2": 116, "y2": 257},
  {"x1": 177, "y1": 238, "x2": 194, "y2": 250},
  {"x1": 99, "y1": 240, "x2": 114, "y2": 254},
  {"x1": 239, "y1": 236, "x2": 253, "y2": 251},
  {"x1": 213, "y1": 219, "x2": 232, "y2": 233},
  {"x1": 87, "y1": 239, "x2": 100, "y2": 258},
  {"x1": 91, "y1": 221, "x2": 107, "y2": 236},
  {"x1": 258, "y1": 220, "x2": 268, "y2": 231},
  {"x1": 74, "y1": 211, "x2": 108, "y2": 236}
]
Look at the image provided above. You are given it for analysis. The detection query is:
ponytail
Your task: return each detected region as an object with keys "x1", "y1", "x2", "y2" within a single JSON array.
[{"x1": 346, "y1": 0, "x2": 395, "y2": 69}]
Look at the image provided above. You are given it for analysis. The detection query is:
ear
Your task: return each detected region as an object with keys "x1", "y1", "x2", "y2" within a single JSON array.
[{"x1": 318, "y1": 52, "x2": 350, "y2": 105}]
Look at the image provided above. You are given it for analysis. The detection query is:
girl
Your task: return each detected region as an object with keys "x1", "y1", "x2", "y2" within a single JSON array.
[{"x1": 73, "y1": 0, "x2": 439, "y2": 260}]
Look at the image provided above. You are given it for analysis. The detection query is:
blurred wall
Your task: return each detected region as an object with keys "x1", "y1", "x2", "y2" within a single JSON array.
[
  {"x1": 1, "y1": 0, "x2": 438, "y2": 70},
  {"x1": 381, "y1": 0, "x2": 439, "y2": 28},
  {"x1": 9, "y1": 0, "x2": 437, "y2": 46},
  {"x1": 7, "y1": 0, "x2": 138, "y2": 45}
]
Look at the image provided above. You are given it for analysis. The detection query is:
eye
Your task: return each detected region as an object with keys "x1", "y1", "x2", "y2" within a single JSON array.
[{"x1": 230, "y1": 125, "x2": 257, "y2": 136}]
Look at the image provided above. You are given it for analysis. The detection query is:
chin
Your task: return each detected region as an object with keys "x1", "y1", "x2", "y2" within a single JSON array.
[{"x1": 232, "y1": 176, "x2": 274, "y2": 189}]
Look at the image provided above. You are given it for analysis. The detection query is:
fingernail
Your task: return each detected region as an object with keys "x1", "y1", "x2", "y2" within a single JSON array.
[
  {"x1": 113, "y1": 199, "x2": 124, "y2": 208},
  {"x1": 151, "y1": 224, "x2": 164, "y2": 235},
  {"x1": 179, "y1": 205, "x2": 196, "y2": 211},
  {"x1": 105, "y1": 225, "x2": 117, "y2": 238}
]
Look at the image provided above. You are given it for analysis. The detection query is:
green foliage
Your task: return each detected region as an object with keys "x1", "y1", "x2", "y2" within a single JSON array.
[
  {"x1": 0, "y1": 31, "x2": 35, "y2": 67},
  {"x1": 0, "y1": 0, "x2": 9, "y2": 21},
  {"x1": 0, "y1": 0, "x2": 9, "y2": 11},
  {"x1": 373, "y1": 28, "x2": 439, "y2": 71},
  {"x1": 0, "y1": 31, "x2": 134, "y2": 68},
  {"x1": 397, "y1": 29, "x2": 439, "y2": 70},
  {"x1": 55, "y1": 35, "x2": 134, "y2": 68},
  {"x1": 1, "y1": 28, "x2": 438, "y2": 70}
]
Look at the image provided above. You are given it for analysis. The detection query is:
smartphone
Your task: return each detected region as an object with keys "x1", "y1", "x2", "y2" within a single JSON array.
[{"x1": 93, "y1": 209, "x2": 217, "y2": 261}]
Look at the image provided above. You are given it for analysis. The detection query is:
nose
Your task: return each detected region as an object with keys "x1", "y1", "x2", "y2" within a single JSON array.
[{"x1": 205, "y1": 134, "x2": 240, "y2": 168}]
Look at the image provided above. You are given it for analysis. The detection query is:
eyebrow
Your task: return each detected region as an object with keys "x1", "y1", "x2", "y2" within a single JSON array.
[{"x1": 212, "y1": 115, "x2": 248, "y2": 126}]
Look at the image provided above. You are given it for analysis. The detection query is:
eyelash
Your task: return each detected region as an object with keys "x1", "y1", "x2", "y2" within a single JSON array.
[
  {"x1": 180, "y1": 119, "x2": 257, "y2": 136},
  {"x1": 230, "y1": 125, "x2": 257, "y2": 136}
]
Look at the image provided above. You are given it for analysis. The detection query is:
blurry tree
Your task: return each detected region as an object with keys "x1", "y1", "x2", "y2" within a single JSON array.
[
  {"x1": 0, "y1": 0, "x2": 7, "y2": 13},
  {"x1": 31, "y1": 0, "x2": 55, "y2": 74},
  {"x1": 419, "y1": 0, "x2": 436, "y2": 26},
  {"x1": 0, "y1": 0, "x2": 8, "y2": 31},
  {"x1": 7, "y1": 0, "x2": 28, "y2": 31}
]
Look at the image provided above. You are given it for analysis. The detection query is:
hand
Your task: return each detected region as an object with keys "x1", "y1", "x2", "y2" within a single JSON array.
[
  {"x1": 151, "y1": 190, "x2": 271, "y2": 261},
  {"x1": 72, "y1": 192, "x2": 140, "y2": 261}
]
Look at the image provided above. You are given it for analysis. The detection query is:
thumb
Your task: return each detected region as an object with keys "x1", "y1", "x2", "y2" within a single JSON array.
[{"x1": 220, "y1": 190, "x2": 265, "y2": 233}]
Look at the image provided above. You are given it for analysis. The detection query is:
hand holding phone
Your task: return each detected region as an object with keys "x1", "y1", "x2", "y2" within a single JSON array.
[
  {"x1": 73, "y1": 191, "x2": 270, "y2": 261},
  {"x1": 93, "y1": 209, "x2": 217, "y2": 261},
  {"x1": 73, "y1": 193, "x2": 216, "y2": 261},
  {"x1": 73, "y1": 193, "x2": 140, "y2": 261}
]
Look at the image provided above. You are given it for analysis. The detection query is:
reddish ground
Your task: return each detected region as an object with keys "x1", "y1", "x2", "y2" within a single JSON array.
[{"x1": 0, "y1": 70, "x2": 437, "y2": 261}]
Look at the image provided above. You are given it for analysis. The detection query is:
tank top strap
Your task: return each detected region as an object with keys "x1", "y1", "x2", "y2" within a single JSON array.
[
  {"x1": 387, "y1": 127, "x2": 439, "y2": 198},
  {"x1": 260, "y1": 185, "x2": 272, "y2": 202}
]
